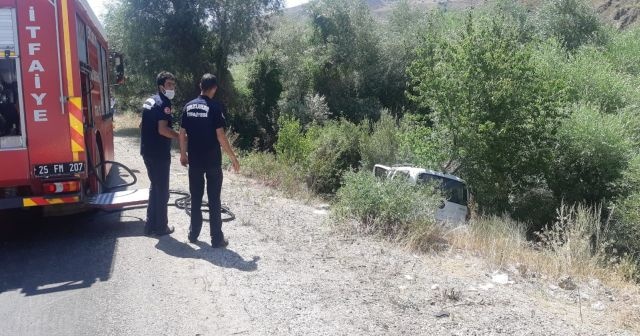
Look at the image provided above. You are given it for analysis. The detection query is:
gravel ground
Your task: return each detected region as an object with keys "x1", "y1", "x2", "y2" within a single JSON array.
[{"x1": 0, "y1": 132, "x2": 638, "y2": 336}]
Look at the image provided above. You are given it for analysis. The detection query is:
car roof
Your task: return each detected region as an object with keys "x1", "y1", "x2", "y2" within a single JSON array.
[{"x1": 392, "y1": 166, "x2": 466, "y2": 184}]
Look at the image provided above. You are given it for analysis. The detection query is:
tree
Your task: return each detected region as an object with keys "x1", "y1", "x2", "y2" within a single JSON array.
[
  {"x1": 204, "y1": 0, "x2": 284, "y2": 101},
  {"x1": 247, "y1": 51, "x2": 283, "y2": 150},
  {"x1": 308, "y1": 0, "x2": 382, "y2": 122},
  {"x1": 104, "y1": 0, "x2": 283, "y2": 108},
  {"x1": 537, "y1": 0, "x2": 605, "y2": 51},
  {"x1": 408, "y1": 13, "x2": 567, "y2": 213}
]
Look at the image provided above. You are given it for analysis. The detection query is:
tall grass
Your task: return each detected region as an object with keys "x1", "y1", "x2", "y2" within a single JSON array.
[
  {"x1": 240, "y1": 151, "x2": 311, "y2": 199},
  {"x1": 449, "y1": 204, "x2": 637, "y2": 282}
]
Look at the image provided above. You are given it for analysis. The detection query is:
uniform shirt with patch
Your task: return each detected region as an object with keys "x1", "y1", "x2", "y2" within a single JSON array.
[
  {"x1": 180, "y1": 95, "x2": 226, "y2": 165},
  {"x1": 140, "y1": 93, "x2": 173, "y2": 159}
]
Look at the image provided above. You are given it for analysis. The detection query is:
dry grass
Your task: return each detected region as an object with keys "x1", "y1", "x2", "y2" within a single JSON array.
[
  {"x1": 239, "y1": 151, "x2": 316, "y2": 201},
  {"x1": 446, "y1": 205, "x2": 636, "y2": 283},
  {"x1": 434, "y1": 206, "x2": 640, "y2": 332}
]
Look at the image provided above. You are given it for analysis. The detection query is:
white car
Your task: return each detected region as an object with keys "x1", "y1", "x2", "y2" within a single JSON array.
[{"x1": 373, "y1": 164, "x2": 470, "y2": 224}]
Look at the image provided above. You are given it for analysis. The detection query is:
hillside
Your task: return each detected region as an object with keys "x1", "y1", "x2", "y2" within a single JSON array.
[{"x1": 284, "y1": 0, "x2": 639, "y2": 29}]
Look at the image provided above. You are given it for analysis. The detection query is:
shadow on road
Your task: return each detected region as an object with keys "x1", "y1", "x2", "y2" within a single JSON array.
[
  {"x1": 0, "y1": 211, "x2": 144, "y2": 296},
  {"x1": 155, "y1": 236, "x2": 259, "y2": 272},
  {"x1": 0, "y1": 133, "x2": 152, "y2": 297}
]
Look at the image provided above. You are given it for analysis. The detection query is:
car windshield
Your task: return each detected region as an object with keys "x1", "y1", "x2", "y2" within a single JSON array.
[{"x1": 417, "y1": 173, "x2": 468, "y2": 206}]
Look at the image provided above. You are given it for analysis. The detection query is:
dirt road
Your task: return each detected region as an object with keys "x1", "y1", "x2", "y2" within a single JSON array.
[{"x1": 0, "y1": 132, "x2": 637, "y2": 335}]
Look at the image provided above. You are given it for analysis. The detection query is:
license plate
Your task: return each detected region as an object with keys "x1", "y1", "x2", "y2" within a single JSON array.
[{"x1": 34, "y1": 162, "x2": 85, "y2": 178}]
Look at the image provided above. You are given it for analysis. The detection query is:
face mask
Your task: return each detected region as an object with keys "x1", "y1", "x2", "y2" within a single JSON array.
[{"x1": 163, "y1": 89, "x2": 175, "y2": 100}]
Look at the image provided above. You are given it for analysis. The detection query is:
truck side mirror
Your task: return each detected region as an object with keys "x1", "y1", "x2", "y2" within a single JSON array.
[{"x1": 110, "y1": 52, "x2": 125, "y2": 85}]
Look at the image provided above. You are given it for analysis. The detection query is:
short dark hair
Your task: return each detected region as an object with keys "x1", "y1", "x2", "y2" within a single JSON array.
[
  {"x1": 200, "y1": 73, "x2": 218, "y2": 91},
  {"x1": 156, "y1": 71, "x2": 176, "y2": 87}
]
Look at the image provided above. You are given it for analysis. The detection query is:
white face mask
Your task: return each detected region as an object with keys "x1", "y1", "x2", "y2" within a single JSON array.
[{"x1": 163, "y1": 89, "x2": 175, "y2": 100}]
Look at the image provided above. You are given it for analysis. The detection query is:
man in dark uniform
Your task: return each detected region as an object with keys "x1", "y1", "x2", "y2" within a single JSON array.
[
  {"x1": 179, "y1": 73, "x2": 240, "y2": 248},
  {"x1": 140, "y1": 71, "x2": 179, "y2": 236}
]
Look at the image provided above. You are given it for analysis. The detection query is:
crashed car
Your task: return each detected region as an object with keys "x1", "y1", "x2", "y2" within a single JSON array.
[{"x1": 373, "y1": 164, "x2": 470, "y2": 224}]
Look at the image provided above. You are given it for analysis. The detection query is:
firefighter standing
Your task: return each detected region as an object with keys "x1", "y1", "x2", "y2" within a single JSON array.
[
  {"x1": 179, "y1": 74, "x2": 240, "y2": 248},
  {"x1": 140, "y1": 71, "x2": 179, "y2": 236}
]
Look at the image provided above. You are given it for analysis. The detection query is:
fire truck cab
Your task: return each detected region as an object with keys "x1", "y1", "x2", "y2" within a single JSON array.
[{"x1": 0, "y1": 0, "x2": 143, "y2": 213}]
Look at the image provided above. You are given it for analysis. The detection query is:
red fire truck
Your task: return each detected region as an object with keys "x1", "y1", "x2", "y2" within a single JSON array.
[{"x1": 0, "y1": 0, "x2": 144, "y2": 213}]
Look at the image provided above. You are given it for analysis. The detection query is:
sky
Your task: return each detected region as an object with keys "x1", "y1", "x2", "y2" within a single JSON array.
[{"x1": 86, "y1": 0, "x2": 310, "y2": 20}]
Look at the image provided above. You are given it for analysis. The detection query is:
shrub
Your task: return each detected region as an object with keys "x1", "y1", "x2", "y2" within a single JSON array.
[
  {"x1": 611, "y1": 193, "x2": 640, "y2": 280},
  {"x1": 360, "y1": 112, "x2": 400, "y2": 171},
  {"x1": 240, "y1": 151, "x2": 307, "y2": 196},
  {"x1": 533, "y1": 40, "x2": 640, "y2": 114},
  {"x1": 408, "y1": 12, "x2": 566, "y2": 214},
  {"x1": 334, "y1": 170, "x2": 441, "y2": 235},
  {"x1": 305, "y1": 120, "x2": 364, "y2": 194},
  {"x1": 605, "y1": 26, "x2": 640, "y2": 76},
  {"x1": 547, "y1": 103, "x2": 634, "y2": 205},
  {"x1": 396, "y1": 114, "x2": 452, "y2": 172},
  {"x1": 510, "y1": 186, "x2": 558, "y2": 236},
  {"x1": 274, "y1": 116, "x2": 312, "y2": 167},
  {"x1": 564, "y1": 47, "x2": 640, "y2": 114},
  {"x1": 536, "y1": 0, "x2": 606, "y2": 51}
]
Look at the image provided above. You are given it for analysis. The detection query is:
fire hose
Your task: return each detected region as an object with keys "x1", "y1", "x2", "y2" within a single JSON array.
[{"x1": 89, "y1": 156, "x2": 235, "y2": 222}]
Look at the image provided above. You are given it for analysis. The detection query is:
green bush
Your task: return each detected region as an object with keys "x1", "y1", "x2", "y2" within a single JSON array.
[
  {"x1": 397, "y1": 114, "x2": 452, "y2": 171},
  {"x1": 510, "y1": 186, "x2": 558, "y2": 236},
  {"x1": 240, "y1": 151, "x2": 307, "y2": 195},
  {"x1": 536, "y1": 0, "x2": 606, "y2": 51},
  {"x1": 606, "y1": 26, "x2": 640, "y2": 76},
  {"x1": 533, "y1": 40, "x2": 640, "y2": 114},
  {"x1": 274, "y1": 116, "x2": 312, "y2": 167},
  {"x1": 334, "y1": 170, "x2": 441, "y2": 233},
  {"x1": 611, "y1": 193, "x2": 640, "y2": 278},
  {"x1": 305, "y1": 120, "x2": 363, "y2": 194},
  {"x1": 563, "y1": 47, "x2": 640, "y2": 114},
  {"x1": 360, "y1": 112, "x2": 399, "y2": 171},
  {"x1": 408, "y1": 12, "x2": 566, "y2": 214},
  {"x1": 547, "y1": 103, "x2": 634, "y2": 205}
]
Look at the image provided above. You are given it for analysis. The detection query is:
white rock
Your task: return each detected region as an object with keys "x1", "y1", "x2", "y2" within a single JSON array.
[
  {"x1": 549, "y1": 284, "x2": 560, "y2": 291},
  {"x1": 479, "y1": 283, "x2": 495, "y2": 290},
  {"x1": 313, "y1": 209, "x2": 329, "y2": 215},
  {"x1": 492, "y1": 273, "x2": 511, "y2": 285},
  {"x1": 431, "y1": 284, "x2": 440, "y2": 290},
  {"x1": 591, "y1": 301, "x2": 606, "y2": 311},
  {"x1": 404, "y1": 274, "x2": 415, "y2": 280},
  {"x1": 317, "y1": 204, "x2": 331, "y2": 210},
  {"x1": 467, "y1": 286, "x2": 478, "y2": 291}
]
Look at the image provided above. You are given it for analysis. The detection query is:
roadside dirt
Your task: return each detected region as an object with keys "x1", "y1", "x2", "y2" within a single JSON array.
[
  {"x1": 1, "y1": 127, "x2": 638, "y2": 336},
  {"x1": 109, "y1": 126, "x2": 640, "y2": 335}
]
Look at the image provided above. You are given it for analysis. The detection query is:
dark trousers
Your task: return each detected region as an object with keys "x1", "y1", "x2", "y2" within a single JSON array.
[
  {"x1": 188, "y1": 160, "x2": 224, "y2": 243},
  {"x1": 143, "y1": 156, "x2": 170, "y2": 232}
]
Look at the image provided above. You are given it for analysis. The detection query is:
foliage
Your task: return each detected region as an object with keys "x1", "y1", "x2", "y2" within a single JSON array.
[
  {"x1": 408, "y1": 12, "x2": 566, "y2": 214},
  {"x1": 305, "y1": 120, "x2": 363, "y2": 194},
  {"x1": 547, "y1": 103, "x2": 634, "y2": 205},
  {"x1": 611, "y1": 193, "x2": 640, "y2": 277},
  {"x1": 247, "y1": 51, "x2": 283, "y2": 150},
  {"x1": 307, "y1": 0, "x2": 383, "y2": 122},
  {"x1": 360, "y1": 112, "x2": 400, "y2": 171},
  {"x1": 536, "y1": 0, "x2": 606, "y2": 51},
  {"x1": 274, "y1": 116, "x2": 312, "y2": 167},
  {"x1": 605, "y1": 26, "x2": 640, "y2": 76},
  {"x1": 334, "y1": 170, "x2": 441, "y2": 233},
  {"x1": 240, "y1": 151, "x2": 307, "y2": 196},
  {"x1": 397, "y1": 114, "x2": 453, "y2": 172},
  {"x1": 104, "y1": 0, "x2": 283, "y2": 108},
  {"x1": 533, "y1": 41, "x2": 640, "y2": 114}
]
